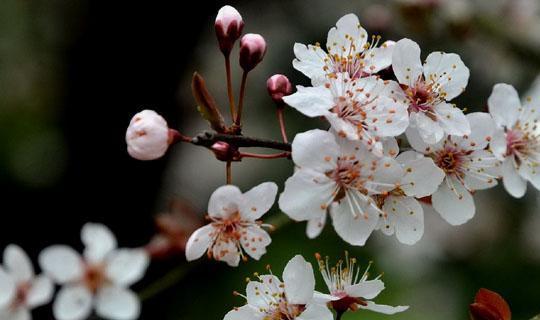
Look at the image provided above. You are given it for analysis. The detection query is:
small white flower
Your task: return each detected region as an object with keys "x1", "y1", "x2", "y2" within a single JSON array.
[
  {"x1": 279, "y1": 129, "x2": 404, "y2": 246},
  {"x1": 0, "y1": 245, "x2": 53, "y2": 320},
  {"x1": 185, "y1": 182, "x2": 278, "y2": 267},
  {"x1": 293, "y1": 13, "x2": 395, "y2": 85},
  {"x1": 283, "y1": 74, "x2": 408, "y2": 155},
  {"x1": 314, "y1": 253, "x2": 408, "y2": 315},
  {"x1": 39, "y1": 223, "x2": 149, "y2": 320},
  {"x1": 407, "y1": 112, "x2": 500, "y2": 225},
  {"x1": 392, "y1": 38, "x2": 471, "y2": 144},
  {"x1": 126, "y1": 109, "x2": 171, "y2": 161},
  {"x1": 487, "y1": 83, "x2": 540, "y2": 198},
  {"x1": 376, "y1": 144, "x2": 445, "y2": 245},
  {"x1": 223, "y1": 255, "x2": 333, "y2": 320}
]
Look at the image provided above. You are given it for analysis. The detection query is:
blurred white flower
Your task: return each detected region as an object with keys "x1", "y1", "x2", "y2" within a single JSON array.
[
  {"x1": 293, "y1": 13, "x2": 395, "y2": 85},
  {"x1": 279, "y1": 129, "x2": 403, "y2": 245},
  {"x1": 223, "y1": 255, "x2": 332, "y2": 320},
  {"x1": 39, "y1": 223, "x2": 149, "y2": 320},
  {"x1": 283, "y1": 74, "x2": 408, "y2": 155},
  {"x1": 407, "y1": 113, "x2": 500, "y2": 225},
  {"x1": 126, "y1": 109, "x2": 171, "y2": 161},
  {"x1": 487, "y1": 83, "x2": 540, "y2": 198},
  {"x1": 185, "y1": 182, "x2": 277, "y2": 267},
  {"x1": 314, "y1": 253, "x2": 408, "y2": 315},
  {"x1": 392, "y1": 38, "x2": 470, "y2": 144},
  {"x1": 0, "y1": 245, "x2": 53, "y2": 320},
  {"x1": 376, "y1": 147, "x2": 445, "y2": 245}
]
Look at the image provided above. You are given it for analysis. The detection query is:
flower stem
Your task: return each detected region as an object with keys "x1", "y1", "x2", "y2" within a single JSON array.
[
  {"x1": 240, "y1": 151, "x2": 290, "y2": 159},
  {"x1": 225, "y1": 54, "x2": 236, "y2": 120},
  {"x1": 226, "y1": 160, "x2": 232, "y2": 184},
  {"x1": 336, "y1": 311, "x2": 344, "y2": 320},
  {"x1": 276, "y1": 108, "x2": 288, "y2": 143},
  {"x1": 234, "y1": 71, "x2": 248, "y2": 126},
  {"x1": 138, "y1": 262, "x2": 194, "y2": 301},
  {"x1": 191, "y1": 131, "x2": 291, "y2": 152}
]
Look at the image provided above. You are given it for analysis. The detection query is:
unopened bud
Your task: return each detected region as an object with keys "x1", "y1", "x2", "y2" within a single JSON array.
[
  {"x1": 239, "y1": 33, "x2": 266, "y2": 72},
  {"x1": 215, "y1": 5, "x2": 244, "y2": 56},
  {"x1": 211, "y1": 141, "x2": 233, "y2": 161},
  {"x1": 126, "y1": 110, "x2": 170, "y2": 160},
  {"x1": 470, "y1": 289, "x2": 511, "y2": 320},
  {"x1": 267, "y1": 74, "x2": 293, "y2": 106}
]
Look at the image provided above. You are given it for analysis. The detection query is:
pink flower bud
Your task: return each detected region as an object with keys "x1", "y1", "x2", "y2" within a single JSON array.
[
  {"x1": 239, "y1": 33, "x2": 266, "y2": 72},
  {"x1": 267, "y1": 74, "x2": 293, "y2": 105},
  {"x1": 126, "y1": 110, "x2": 170, "y2": 160},
  {"x1": 211, "y1": 141, "x2": 233, "y2": 161},
  {"x1": 215, "y1": 5, "x2": 244, "y2": 56}
]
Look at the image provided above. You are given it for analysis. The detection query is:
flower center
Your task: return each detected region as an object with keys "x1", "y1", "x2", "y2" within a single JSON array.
[
  {"x1": 505, "y1": 127, "x2": 540, "y2": 165},
  {"x1": 434, "y1": 147, "x2": 466, "y2": 175},
  {"x1": 84, "y1": 264, "x2": 107, "y2": 293},
  {"x1": 10, "y1": 282, "x2": 31, "y2": 309},
  {"x1": 327, "y1": 156, "x2": 366, "y2": 200},
  {"x1": 404, "y1": 79, "x2": 441, "y2": 118}
]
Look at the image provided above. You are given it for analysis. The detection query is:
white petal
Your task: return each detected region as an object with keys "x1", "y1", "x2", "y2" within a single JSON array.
[
  {"x1": 362, "y1": 41, "x2": 395, "y2": 74},
  {"x1": 365, "y1": 96, "x2": 409, "y2": 137},
  {"x1": 53, "y1": 285, "x2": 93, "y2": 320},
  {"x1": 392, "y1": 38, "x2": 423, "y2": 87},
  {"x1": 326, "y1": 14, "x2": 367, "y2": 58},
  {"x1": 502, "y1": 158, "x2": 527, "y2": 198},
  {"x1": 246, "y1": 275, "x2": 282, "y2": 309},
  {"x1": 241, "y1": 182, "x2": 278, "y2": 220},
  {"x1": 382, "y1": 196, "x2": 424, "y2": 245},
  {"x1": 330, "y1": 196, "x2": 379, "y2": 246},
  {"x1": 462, "y1": 150, "x2": 500, "y2": 191},
  {"x1": 38, "y1": 246, "x2": 83, "y2": 284},
  {"x1": 81, "y1": 223, "x2": 118, "y2": 264},
  {"x1": 306, "y1": 211, "x2": 327, "y2": 239},
  {"x1": 405, "y1": 125, "x2": 433, "y2": 154},
  {"x1": 292, "y1": 43, "x2": 326, "y2": 84},
  {"x1": 457, "y1": 112, "x2": 496, "y2": 150},
  {"x1": 325, "y1": 113, "x2": 360, "y2": 141},
  {"x1": 487, "y1": 83, "x2": 521, "y2": 128},
  {"x1": 433, "y1": 102, "x2": 470, "y2": 137},
  {"x1": 0, "y1": 308, "x2": 31, "y2": 320},
  {"x1": 3, "y1": 244, "x2": 34, "y2": 283},
  {"x1": 212, "y1": 239, "x2": 240, "y2": 267},
  {"x1": 382, "y1": 137, "x2": 399, "y2": 158},
  {"x1": 361, "y1": 301, "x2": 409, "y2": 315},
  {"x1": 0, "y1": 267, "x2": 16, "y2": 308},
  {"x1": 291, "y1": 129, "x2": 340, "y2": 172},
  {"x1": 279, "y1": 169, "x2": 335, "y2": 221},
  {"x1": 223, "y1": 305, "x2": 263, "y2": 320},
  {"x1": 369, "y1": 157, "x2": 405, "y2": 194},
  {"x1": 399, "y1": 156, "x2": 445, "y2": 197},
  {"x1": 283, "y1": 255, "x2": 315, "y2": 305},
  {"x1": 296, "y1": 303, "x2": 334, "y2": 320},
  {"x1": 490, "y1": 129, "x2": 508, "y2": 161},
  {"x1": 432, "y1": 176, "x2": 475, "y2": 225},
  {"x1": 282, "y1": 86, "x2": 333, "y2": 117},
  {"x1": 105, "y1": 249, "x2": 149, "y2": 287},
  {"x1": 26, "y1": 275, "x2": 53, "y2": 308},
  {"x1": 423, "y1": 51, "x2": 469, "y2": 100},
  {"x1": 345, "y1": 280, "x2": 384, "y2": 299},
  {"x1": 95, "y1": 286, "x2": 140, "y2": 320},
  {"x1": 239, "y1": 226, "x2": 271, "y2": 260},
  {"x1": 207, "y1": 185, "x2": 243, "y2": 219},
  {"x1": 185, "y1": 225, "x2": 215, "y2": 262},
  {"x1": 413, "y1": 112, "x2": 445, "y2": 145}
]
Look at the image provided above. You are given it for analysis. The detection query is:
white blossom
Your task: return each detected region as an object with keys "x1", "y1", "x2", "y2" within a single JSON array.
[
  {"x1": 39, "y1": 223, "x2": 149, "y2": 320},
  {"x1": 392, "y1": 38, "x2": 471, "y2": 144},
  {"x1": 487, "y1": 83, "x2": 540, "y2": 198},
  {"x1": 126, "y1": 109, "x2": 170, "y2": 161},
  {"x1": 407, "y1": 113, "x2": 500, "y2": 225},
  {"x1": 283, "y1": 74, "x2": 408, "y2": 155},
  {"x1": 185, "y1": 182, "x2": 277, "y2": 267},
  {"x1": 0, "y1": 245, "x2": 53, "y2": 320},
  {"x1": 223, "y1": 255, "x2": 332, "y2": 320},
  {"x1": 279, "y1": 129, "x2": 403, "y2": 246},
  {"x1": 293, "y1": 13, "x2": 395, "y2": 85}
]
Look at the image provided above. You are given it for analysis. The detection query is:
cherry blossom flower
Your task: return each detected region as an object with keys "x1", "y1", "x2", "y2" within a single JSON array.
[
  {"x1": 406, "y1": 113, "x2": 500, "y2": 225},
  {"x1": 39, "y1": 223, "x2": 149, "y2": 320},
  {"x1": 314, "y1": 253, "x2": 408, "y2": 315},
  {"x1": 126, "y1": 109, "x2": 171, "y2": 161},
  {"x1": 376, "y1": 144, "x2": 445, "y2": 245},
  {"x1": 0, "y1": 245, "x2": 53, "y2": 320},
  {"x1": 293, "y1": 13, "x2": 395, "y2": 85},
  {"x1": 392, "y1": 38, "x2": 471, "y2": 144},
  {"x1": 185, "y1": 182, "x2": 278, "y2": 267},
  {"x1": 283, "y1": 74, "x2": 409, "y2": 155},
  {"x1": 279, "y1": 129, "x2": 404, "y2": 246},
  {"x1": 223, "y1": 255, "x2": 332, "y2": 320},
  {"x1": 487, "y1": 83, "x2": 540, "y2": 198}
]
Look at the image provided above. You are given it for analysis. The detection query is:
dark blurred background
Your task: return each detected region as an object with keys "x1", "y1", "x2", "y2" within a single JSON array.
[{"x1": 1, "y1": 0, "x2": 540, "y2": 319}]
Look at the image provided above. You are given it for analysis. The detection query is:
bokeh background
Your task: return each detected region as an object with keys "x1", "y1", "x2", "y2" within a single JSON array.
[{"x1": 1, "y1": 0, "x2": 539, "y2": 319}]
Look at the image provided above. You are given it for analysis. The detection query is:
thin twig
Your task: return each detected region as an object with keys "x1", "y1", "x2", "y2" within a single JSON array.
[
  {"x1": 191, "y1": 131, "x2": 291, "y2": 151},
  {"x1": 226, "y1": 160, "x2": 232, "y2": 184},
  {"x1": 240, "y1": 151, "x2": 290, "y2": 159}
]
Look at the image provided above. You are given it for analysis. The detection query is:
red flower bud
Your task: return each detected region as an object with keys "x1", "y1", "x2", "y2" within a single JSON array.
[
  {"x1": 470, "y1": 288, "x2": 511, "y2": 320},
  {"x1": 239, "y1": 33, "x2": 267, "y2": 72},
  {"x1": 215, "y1": 5, "x2": 244, "y2": 56},
  {"x1": 211, "y1": 141, "x2": 234, "y2": 161},
  {"x1": 267, "y1": 74, "x2": 293, "y2": 106}
]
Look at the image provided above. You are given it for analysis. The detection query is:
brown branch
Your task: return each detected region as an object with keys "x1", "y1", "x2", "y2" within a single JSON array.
[{"x1": 190, "y1": 131, "x2": 292, "y2": 151}]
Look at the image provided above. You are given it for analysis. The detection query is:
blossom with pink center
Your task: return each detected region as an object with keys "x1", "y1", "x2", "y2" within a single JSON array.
[
  {"x1": 487, "y1": 83, "x2": 540, "y2": 198},
  {"x1": 223, "y1": 255, "x2": 333, "y2": 320},
  {"x1": 278, "y1": 129, "x2": 404, "y2": 245},
  {"x1": 283, "y1": 74, "x2": 409, "y2": 156},
  {"x1": 293, "y1": 14, "x2": 395, "y2": 85},
  {"x1": 407, "y1": 113, "x2": 500, "y2": 225},
  {"x1": 313, "y1": 253, "x2": 408, "y2": 315},
  {"x1": 39, "y1": 223, "x2": 149, "y2": 320},
  {"x1": 185, "y1": 182, "x2": 278, "y2": 267},
  {"x1": 392, "y1": 38, "x2": 471, "y2": 144},
  {"x1": 0, "y1": 245, "x2": 53, "y2": 320}
]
